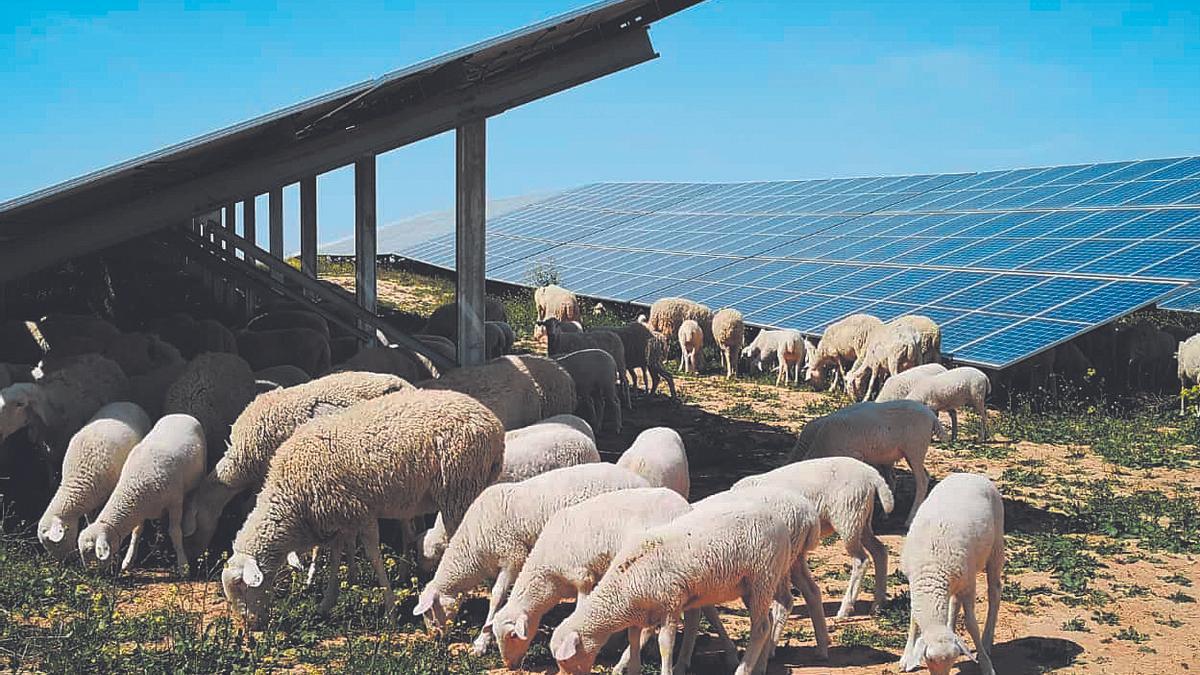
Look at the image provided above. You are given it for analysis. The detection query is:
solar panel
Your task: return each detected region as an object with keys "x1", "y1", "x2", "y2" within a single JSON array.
[{"x1": 400, "y1": 156, "x2": 1200, "y2": 368}]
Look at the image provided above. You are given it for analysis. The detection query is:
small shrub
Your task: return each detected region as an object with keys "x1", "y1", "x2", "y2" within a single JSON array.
[{"x1": 1061, "y1": 617, "x2": 1089, "y2": 632}]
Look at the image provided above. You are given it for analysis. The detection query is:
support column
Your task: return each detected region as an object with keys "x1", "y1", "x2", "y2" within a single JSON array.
[
  {"x1": 269, "y1": 187, "x2": 284, "y2": 281},
  {"x1": 242, "y1": 196, "x2": 258, "y2": 319},
  {"x1": 300, "y1": 175, "x2": 318, "y2": 279},
  {"x1": 222, "y1": 203, "x2": 238, "y2": 310},
  {"x1": 354, "y1": 157, "x2": 378, "y2": 323},
  {"x1": 455, "y1": 118, "x2": 487, "y2": 366}
]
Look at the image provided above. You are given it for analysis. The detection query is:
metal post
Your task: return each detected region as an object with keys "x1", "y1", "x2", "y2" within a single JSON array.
[
  {"x1": 354, "y1": 157, "x2": 377, "y2": 320},
  {"x1": 455, "y1": 119, "x2": 487, "y2": 366},
  {"x1": 222, "y1": 203, "x2": 238, "y2": 309},
  {"x1": 269, "y1": 187, "x2": 284, "y2": 281},
  {"x1": 242, "y1": 197, "x2": 257, "y2": 318},
  {"x1": 300, "y1": 175, "x2": 318, "y2": 279}
]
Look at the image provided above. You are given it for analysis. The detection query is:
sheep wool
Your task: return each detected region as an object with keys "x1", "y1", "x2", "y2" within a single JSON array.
[
  {"x1": 236, "y1": 328, "x2": 331, "y2": 377},
  {"x1": 742, "y1": 329, "x2": 807, "y2": 386},
  {"x1": 163, "y1": 352, "x2": 257, "y2": 469},
  {"x1": 421, "y1": 299, "x2": 509, "y2": 340},
  {"x1": 678, "y1": 319, "x2": 704, "y2": 374},
  {"x1": 553, "y1": 348, "x2": 622, "y2": 434},
  {"x1": 616, "y1": 427, "x2": 690, "y2": 498},
  {"x1": 511, "y1": 354, "x2": 577, "y2": 420},
  {"x1": 905, "y1": 366, "x2": 991, "y2": 442},
  {"x1": 539, "y1": 320, "x2": 627, "y2": 408},
  {"x1": 875, "y1": 363, "x2": 948, "y2": 403},
  {"x1": 845, "y1": 322, "x2": 922, "y2": 401},
  {"x1": 892, "y1": 314, "x2": 942, "y2": 365},
  {"x1": 534, "y1": 284, "x2": 581, "y2": 322},
  {"x1": 712, "y1": 308, "x2": 745, "y2": 379},
  {"x1": 101, "y1": 332, "x2": 184, "y2": 377},
  {"x1": 418, "y1": 355, "x2": 545, "y2": 430},
  {"x1": 601, "y1": 321, "x2": 676, "y2": 397},
  {"x1": 1178, "y1": 334, "x2": 1200, "y2": 415},
  {"x1": 647, "y1": 297, "x2": 713, "y2": 346},
  {"x1": 806, "y1": 313, "x2": 883, "y2": 390}
]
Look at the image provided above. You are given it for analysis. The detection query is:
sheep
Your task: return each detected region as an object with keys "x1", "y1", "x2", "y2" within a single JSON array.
[
  {"x1": 421, "y1": 298, "x2": 509, "y2": 340},
  {"x1": 163, "y1": 352, "x2": 257, "y2": 468},
  {"x1": 414, "y1": 334, "x2": 457, "y2": 363},
  {"x1": 549, "y1": 485, "x2": 821, "y2": 675},
  {"x1": 712, "y1": 308, "x2": 745, "y2": 379},
  {"x1": 418, "y1": 415, "x2": 601, "y2": 571},
  {"x1": 101, "y1": 332, "x2": 184, "y2": 376},
  {"x1": 413, "y1": 463, "x2": 650, "y2": 656},
  {"x1": 37, "y1": 402, "x2": 152, "y2": 560},
  {"x1": 491, "y1": 488, "x2": 726, "y2": 671},
  {"x1": 77, "y1": 414, "x2": 206, "y2": 576},
  {"x1": 733, "y1": 457, "x2": 894, "y2": 618},
  {"x1": 0, "y1": 354, "x2": 128, "y2": 481},
  {"x1": 742, "y1": 329, "x2": 806, "y2": 386},
  {"x1": 254, "y1": 364, "x2": 312, "y2": 390},
  {"x1": 128, "y1": 362, "x2": 188, "y2": 419},
  {"x1": 678, "y1": 319, "x2": 704, "y2": 374},
  {"x1": 236, "y1": 328, "x2": 330, "y2": 377},
  {"x1": 892, "y1": 314, "x2": 941, "y2": 365},
  {"x1": 553, "y1": 349, "x2": 622, "y2": 434},
  {"x1": 38, "y1": 313, "x2": 120, "y2": 349},
  {"x1": 328, "y1": 335, "x2": 360, "y2": 364},
  {"x1": 148, "y1": 314, "x2": 236, "y2": 358},
  {"x1": 182, "y1": 371, "x2": 413, "y2": 556},
  {"x1": 806, "y1": 313, "x2": 883, "y2": 390},
  {"x1": 647, "y1": 297, "x2": 713, "y2": 347},
  {"x1": 223, "y1": 389, "x2": 504, "y2": 627},
  {"x1": 1053, "y1": 342, "x2": 1094, "y2": 386},
  {"x1": 875, "y1": 363, "x2": 949, "y2": 403},
  {"x1": 616, "y1": 427, "x2": 689, "y2": 499},
  {"x1": 906, "y1": 367, "x2": 991, "y2": 442},
  {"x1": 418, "y1": 356, "x2": 544, "y2": 430},
  {"x1": 0, "y1": 319, "x2": 48, "y2": 363},
  {"x1": 791, "y1": 399, "x2": 947, "y2": 525},
  {"x1": 541, "y1": 318, "x2": 630, "y2": 409},
  {"x1": 511, "y1": 354, "x2": 577, "y2": 420},
  {"x1": 899, "y1": 473, "x2": 1003, "y2": 675},
  {"x1": 534, "y1": 284, "x2": 581, "y2": 323},
  {"x1": 336, "y1": 345, "x2": 433, "y2": 382},
  {"x1": 485, "y1": 321, "x2": 515, "y2": 359},
  {"x1": 1178, "y1": 334, "x2": 1200, "y2": 415},
  {"x1": 246, "y1": 309, "x2": 330, "y2": 338},
  {"x1": 592, "y1": 302, "x2": 607, "y2": 316},
  {"x1": 600, "y1": 322, "x2": 676, "y2": 397},
  {"x1": 845, "y1": 322, "x2": 922, "y2": 401}
]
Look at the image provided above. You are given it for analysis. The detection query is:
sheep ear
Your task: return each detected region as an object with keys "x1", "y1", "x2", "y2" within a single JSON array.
[
  {"x1": 95, "y1": 532, "x2": 111, "y2": 561},
  {"x1": 512, "y1": 613, "x2": 529, "y2": 641},
  {"x1": 242, "y1": 557, "x2": 264, "y2": 587},
  {"x1": 954, "y1": 635, "x2": 976, "y2": 661},
  {"x1": 553, "y1": 631, "x2": 580, "y2": 661},
  {"x1": 899, "y1": 636, "x2": 925, "y2": 671},
  {"x1": 413, "y1": 587, "x2": 438, "y2": 616},
  {"x1": 286, "y1": 551, "x2": 304, "y2": 571},
  {"x1": 45, "y1": 517, "x2": 66, "y2": 543}
]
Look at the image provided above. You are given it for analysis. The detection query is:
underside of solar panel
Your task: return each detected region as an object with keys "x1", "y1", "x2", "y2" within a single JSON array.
[{"x1": 401, "y1": 156, "x2": 1200, "y2": 369}]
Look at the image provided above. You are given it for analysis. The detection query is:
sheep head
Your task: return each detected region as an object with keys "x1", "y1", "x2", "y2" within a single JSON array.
[
  {"x1": 492, "y1": 606, "x2": 534, "y2": 668},
  {"x1": 903, "y1": 631, "x2": 974, "y2": 674},
  {"x1": 77, "y1": 522, "x2": 116, "y2": 569},
  {"x1": 417, "y1": 514, "x2": 448, "y2": 572},
  {"x1": 549, "y1": 612, "x2": 604, "y2": 675},
  {"x1": 538, "y1": 318, "x2": 563, "y2": 353},
  {"x1": 222, "y1": 552, "x2": 270, "y2": 628},
  {"x1": 37, "y1": 514, "x2": 75, "y2": 560},
  {"x1": 0, "y1": 383, "x2": 45, "y2": 443},
  {"x1": 413, "y1": 583, "x2": 456, "y2": 632}
]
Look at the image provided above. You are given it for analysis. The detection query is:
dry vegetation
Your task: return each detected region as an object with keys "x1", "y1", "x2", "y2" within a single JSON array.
[{"x1": 2, "y1": 266, "x2": 1199, "y2": 673}]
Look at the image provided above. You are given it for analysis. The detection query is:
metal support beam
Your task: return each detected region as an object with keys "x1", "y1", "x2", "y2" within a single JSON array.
[
  {"x1": 268, "y1": 187, "x2": 284, "y2": 282},
  {"x1": 455, "y1": 119, "x2": 487, "y2": 367},
  {"x1": 354, "y1": 157, "x2": 377, "y2": 319},
  {"x1": 241, "y1": 197, "x2": 257, "y2": 318},
  {"x1": 300, "y1": 175, "x2": 318, "y2": 278}
]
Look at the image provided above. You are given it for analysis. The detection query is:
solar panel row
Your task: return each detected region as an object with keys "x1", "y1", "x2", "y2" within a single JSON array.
[{"x1": 400, "y1": 156, "x2": 1200, "y2": 369}]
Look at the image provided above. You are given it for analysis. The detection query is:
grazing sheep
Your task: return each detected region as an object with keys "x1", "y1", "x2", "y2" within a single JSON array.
[
  {"x1": 1179, "y1": 334, "x2": 1200, "y2": 416},
  {"x1": 223, "y1": 389, "x2": 504, "y2": 627},
  {"x1": 806, "y1": 313, "x2": 883, "y2": 390},
  {"x1": 492, "y1": 487, "x2": 707, "y2": 670},
  {"x1": 906, "y1": 367, "x2": 991, "y2": 442},
  {"x1": 549, "y1": 485, "x2": 821, "y2": 675},
  {"x1": 592, "y1": 302, "x2": 607, "y2": 316},
  {"x1": 712, "y1": 309, "x2": 745, "y2": 379},
  {"x1": 414, "y1": 463, "x2": 650, "y2": 656},
  {"x1": 616, "y1": 427, "x2": 689, "y2": 499},
  {"x1": 254, "y1": 365, "x2": 312, "y2": 390},
  {"x1": 600, "y1": 322, "x2": 676, "y2": 398},
  {"x1": 899, "y1": 474, "x2": 1003, "y2": 675},
  {"x1": 336, "y1": 345, "x2": 433, "y2": 382},
  {"x1": 791, "y1": 399, "x2": 946, "y2": 525},
  {"x1": 510, "y1": 354, "x2": 577, "y2": 420},
  {"x1": 246, "y1": 309, "x2": 330, "y2": 338},
  {"x1": 875, "y1": 363, "x2": 949, "y2": 403},
  {"x1": 535, "y1": 318, "x2": 583, "y2": 341},
  {"x1": 541, "y1": 318, "x2": 629, "y2": 409},
  {"x1": 37, "y1": 402, "x2": 152, "y2": 560},
  {"x1": 733, "y1": 457, "x2": 894, "y2": 618},
  {"x1": 553, "y1": 349, "x2": 622, "y2": 434},
  {"x1": 236, "y1": 328, "x2": 330, "y2": 377},
  {"x1": 101, "y1": 332, "x2": 184, "y2": 376},
  {"x1": 535, "y1": 284, "x2": 581, "y2": 323},
  {"x1": 0, "y1": 354, "x2": 129, "y2": 479},
  {"x1": 845, "y1": 322, "x2": 922, "y2": 401},
  {"x1": 678, "y1": 319, "x2": 704, "y2": 374},
  {"x1": 163, "y1": 352, "x2": 257, "y2": 469},
  {"x1": 414, "y1": 334, "x2": 457, "y2": 363},
  {"x1": 418, "y1": 415, "x2": 600, "y2": 571},
  {"x1": 647, "y1": 297, "x2": 713, "y2": 347},
  {"x1": 742, "y1": 329, "x2": 807, "y2": 386},
  {"x1": 77, "y1": 414, "x2": 206, "y2": 576},
  {"x1": 418, "y1": 356, "x2": 543, "y2": 430},
  {"x1": 182, "y1": 371, "x2": 412, "y2": 556},
  {"x1": 421, "y1": 299, "x2": 509, "y2": 340},
  {"x1": 892, "y1": 315, "x2": 941, "y2": 365},
  {"x1": 485, "y1": 321, "x2": 516, "y2": 359}
]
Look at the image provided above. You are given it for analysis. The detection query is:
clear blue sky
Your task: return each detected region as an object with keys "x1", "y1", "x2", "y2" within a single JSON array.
[{"x1": 3, "y1": 1, "x2": 1198, "y2": 253}]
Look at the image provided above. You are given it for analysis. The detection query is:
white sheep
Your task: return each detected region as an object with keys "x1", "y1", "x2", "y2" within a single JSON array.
[
  {"x1": 535, "y1": 284, "x2": 581, "y2": 323},
  {"x1": 616, "y1": 427, "x2": 690, "y2": 499},
  {"x1": 549, "y1": 485, "x2": 821, "y2": 675},
  {"x1": 806, "y1": 314, "x2": 883, "y2": 390},
  {"x1": 553, "y1": 348, "x2": 622, "y2": 434},
  {"x1": 512, "y1": 354, "x2": 578, "y2": 420},
  {"x1": 163, "y1": 352, "x2": 256, "y2": 470},
  {"x1": 712, "y1": 308, "x2": 745, "y2": 379},
  {"x1": 77, "y1": 414, "x2": 206, "y2": 576},
  {"x1": 418, "y1": 414, "x2": 601, "y2": 570},
  {"x1": 222, "y1": 389, "x2": 505, "y2": 627},
  {"x1": 647, "y1": 297, "x2": 713, "y2": 346},
  {"x1": 418, "y1": 355, "x2": 546, "y2": 430},
  {"x1": 791, "y1": 399, "x2": 947, "y2": 525},
  {"x1": 899, "y1": 473, "x2": 1003, "y2": 675},
  {"x1": 892, "y1": 315, "x2": 942, "y2": 365},
  {"x1": 742, "y1": 329, "x2": 807, "y2": 386},
  {"x1": 906, "y1": 367, "x2": 991, "y2": 442},
  {"x1": 413, "y1": 463, "x2": 649, "y2": 656},
  {"x1": 182, "y1": 371, "x2": 412, "y2": 556},
  {"x1": 37, "y1": 402, "x2": 152, "y2": 560},
  {"x1": 678, "y1": 319, "x2": 704, "y2": 374},
  {"x1": 845, "y1": 322, "x2": 923, "y2": 401},
  {"x1": 875, "y1": 363, "x2": 949, "y2": 403},
  {"x1": 541, "y1": 318, "x2": 629, "y2": 409},
  {"x1": 1178, "y1": 334, "x2": 1200, "y2": 416},
  {"x1": 733, "y1": 457, "x2": 894, "y2": 618}
]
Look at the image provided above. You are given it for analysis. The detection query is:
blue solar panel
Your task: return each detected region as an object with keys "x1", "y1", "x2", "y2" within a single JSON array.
[{"x1": 402, "y1": 157, "x2": 1199, "y2": 368}]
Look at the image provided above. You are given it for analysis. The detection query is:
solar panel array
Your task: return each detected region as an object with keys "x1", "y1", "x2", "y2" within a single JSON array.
[{"x1": 402, "y1": 156, "x2": 1200, "y2": 369}]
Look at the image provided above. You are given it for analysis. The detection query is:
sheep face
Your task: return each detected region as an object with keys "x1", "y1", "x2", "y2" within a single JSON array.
[
  {"x1": 37, "y1": 514, "x2": 75, "y2": 560},
  {"x1": 418, "y1": 522, "x2": 448, "y2": 572},
  {"x1": 492, "y1": 608, "x2": 534, "y2": 668},
  {"x1": 222, "y1": 552, "x2": 270, "y2": 628},
  {"x1": 806, "y1": 363, "x2": 827, "y2": 388},
  {"x1": 845, "y1": 367, "x2": 871, "y2": 400},
  {"x1": 912, "y1": 631, "x2": 974, "y2": 674},
  {"x1": 549, "y1": 620, "x2": 603, "y2": 675},
  {"x1": 0, "y1": 384, "x2": 39, "y2": 442},
  {"x1": 77, "y1": 522, "x2": 116, "y2": 569},
  {"x1": 412, "y1": 584, "x2": 457, "y2": 632},
  {"x1": 181, "y1": 495, "x2": 221, "y2": 560}
]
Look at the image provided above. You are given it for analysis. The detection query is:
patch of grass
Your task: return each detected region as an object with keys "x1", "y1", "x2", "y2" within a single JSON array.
[
  {"x1": 1010, "y1": 533, "x2": 1101, "y2": 595},
  {"x1": 1002, "y1": 581, "x2": 1054, "y2": 608},
  {"x1": 1091, "y1": 609, "x2": 1120, "y2": 626},
  {"x1": 1114, "y1": 626, "x2": 1150, "y2": 644},
  {"x1": 1061, "y1": 617, "x2": 1089, "y2": 632},
  {"x1": 1160, "y1": 572, "x2": 1192, "y2": 587},
  {"x1": 1166, "y1": 590, "x2": 1196, "y2": 604},
  {"x1": 835, "y1": 624, "x2": 906, "y2": 650},
  {"x1": 1000, "y1": 466, "x2": 1047, "y2": 487},
  {"x1": 1069, "y1": 481, "x2": 1200, "y2": 553}
]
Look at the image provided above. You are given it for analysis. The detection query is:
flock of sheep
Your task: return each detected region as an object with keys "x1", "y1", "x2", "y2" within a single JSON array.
[{"x1": 0, "y1": 279, "x2": 1194, "y2": 675}]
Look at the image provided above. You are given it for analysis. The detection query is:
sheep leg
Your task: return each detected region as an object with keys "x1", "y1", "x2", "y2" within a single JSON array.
[
  {"x1": 984, "y1": 548, "x2": 1003, "y2": 651},
  {"x1": 977, "y1": 401, "x2": 988, "y2": 442},
  {"x1": 790, "y1": 556, "x2": 830, "y2": 660},
  {"x1": 948, "y1": 409, "x2": 959, "y2": 443},
  {"x1": 675, "y1": 608, "x2": 701, "y2": 675},
  {"x1": 473, "y1": 567, "x2": 515, "y2": 655},
  {"x1": 167, "y1": 499, "x2": 189, "y2": 577},
  {"x1": 865, "y1": 370, "x2": 878, "y2": 402},
  {"x1": 360, "y1": 521, "x2": 395, "y2": 615},
  {"x1": 758, "y1": 578, "x2": 795, "y2": 672},
  {"x1": 621, "y1": 372, "x2": 633, "y2": 410},
  {"x1": 947, "y1": 595, "x2": 960, "y2": 629},
  {"x1": 838, "y1": 538, "x2": 869, "y2": 619},
  {"x1": 607, "y1": 385, "x2": 623, "y2": 435},
  {"x1": 305, "y1": 545, "x2": 320, "y2": 586},
  {"x1": 961, "y1": 592, "x2": 996, "y2": 675},
  {"x1": 317, "y1": 533, "x2": 349, "y2": 616},
  {"x1": 735, "y1": 592, "x2": 773, "y2": 675},
  {"x1": 1181, "y1": 384, "x2": 1187, "y2": 416},
  {"x1": 899, "y1": 615, "x2": 920, "y2": 672},
  {"x1": 863, "y1": 524, "x2": 889, "y2": 613},
  {"x1": 658, "y1": 616, "x2": 678, "y2": 675},
  {"x1": 120, "y1": 523, "x2": 143, "y2": 572},
  {"x1": 702, "y1": 605, "x2": 742, "y2": 670},
  {"x1": 905, "y1": 458, "x2": 929, "y2": 527},
  {"x1": 613, "y1": 626, "x2": 646, "y2": 675}
]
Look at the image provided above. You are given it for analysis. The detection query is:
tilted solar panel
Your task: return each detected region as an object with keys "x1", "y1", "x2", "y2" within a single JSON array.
[{"x1": 399, "y1": 156, "x2": 1200, "y2": 369}]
